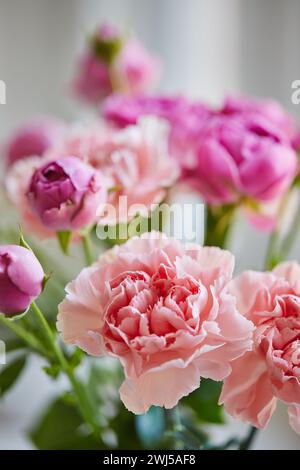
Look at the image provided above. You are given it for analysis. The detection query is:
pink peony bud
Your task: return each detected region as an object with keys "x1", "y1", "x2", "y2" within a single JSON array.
[
  {"x1": 112, "y1": 39, "x2": 161, "y2": 94},
  {"x1": 26, "y1": 156, "x2": 107, "y2": 231},
  {"x1": 5, "y1": 117, "x2": 65, "y2": 167},
  {"x1": 72, "y1": 23, "x2": 161, "y2": 105},
  {"x1": 0, "y1": 245, "x2": 44, "y2": 316}
]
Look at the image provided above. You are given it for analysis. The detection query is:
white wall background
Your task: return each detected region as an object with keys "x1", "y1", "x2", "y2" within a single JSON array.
[{"x1": 0, "y1": 0, "x2": 299, "y2": 450}]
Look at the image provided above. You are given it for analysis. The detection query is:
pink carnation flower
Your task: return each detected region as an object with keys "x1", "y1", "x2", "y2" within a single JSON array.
[
  {"x1": 220, "y1": 261, "x2": 300, "y2": 434},
  {"x1": 103, "y1": 94, "x2": 212, "y2": 167},
  {"x1": 103, "y1": 94, "x2": 188, "y2": 129},
  {"x1": 4, "y1": 117, "x2": 65, "y2": 167},
  {"x1": 57, "y1": 232, "x2": 253, "y2": 414},
  {"x1": 48, "y1": 118, "x2": 178, "y2": 225}
]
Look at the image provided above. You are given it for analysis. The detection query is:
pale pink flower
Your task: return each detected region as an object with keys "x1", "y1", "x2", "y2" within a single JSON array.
[
  {"x1": 57, "y1": 232, "x2": 253, "y2": 414},
  {"x1": 4, "y1": 117, "x2": 65, "y2": 167},
  {"x1": 288, "y1": 405, "x2": 300, "y2": 434},
  {"x1": 220, "y1": 261, "x2": 300, "y2": 433},
  {"x1": 48, "y1": 118, "x2": 178, "y2": 225}
]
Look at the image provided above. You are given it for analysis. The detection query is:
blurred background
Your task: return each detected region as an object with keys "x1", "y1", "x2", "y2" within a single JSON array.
[{"x1": 0, "y1": 0, "x2": 299, "y2": 450}]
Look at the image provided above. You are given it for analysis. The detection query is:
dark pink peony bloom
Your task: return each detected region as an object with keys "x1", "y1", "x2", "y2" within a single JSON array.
[
  {"x1": 221, "y1": 95, "x2": 300, "y2": 150},
  {"x1": 27, "y1": 156, "x2": 107, "y2": 231},
  {"x1": 182, "y1": 115, "x2": 298, "y2": 205}
]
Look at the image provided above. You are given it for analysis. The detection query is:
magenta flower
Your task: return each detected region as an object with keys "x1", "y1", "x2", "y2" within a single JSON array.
[
  {"x1": 102, "y1": 94, "x2": 212, "y2": 165},
  {"x1": 221, "y1": 95, "x2": 300, "y2": 150},
  {"x1": 27, "y1": 156, "x2": 107, "y2": 231},
  {"x1": 103, "y1": 94, "x2": 189, "y2": 128},
  {"x1": 0, "y1": 245, "x2": 44, "y2": 316},
  {"x1": 183, "y1": 115, "x2": 298, "y2": 205},
  {"x1": 5, "y1": 117, "x2": 65, "y2": 167}
]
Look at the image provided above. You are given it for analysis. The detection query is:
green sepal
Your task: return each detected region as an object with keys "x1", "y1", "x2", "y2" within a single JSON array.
[
  {"x1": 57, "y1": 231, "x2": 72, "y2": 255},
  {"x1": 19, "y1": 226, "x2": 33, "y2": 251}
]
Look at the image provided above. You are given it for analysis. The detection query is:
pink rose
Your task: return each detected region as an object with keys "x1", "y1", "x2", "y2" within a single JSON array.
[
  {"x1": 27, "y1": 156, "x2": 107, "y2": 231},
  {"x1": 221, "y1": 95, "x2": 300, "y2": 150},
  {"x1": 183, "y1": 115, "x2": 298, "y2": 205},
  {"x1": 0, "y1": 245, "x2": 44, "y2": 316},
  {"x1": 47, "y1": 118, "x2": 178, "y2": 225},
  {"x1": 220, "y1": 261, "x2": 300, "y2": 433},
  {"x1": 57, "y1": 232, "x2": 253, "y2": 414},
  {"x1": 4, "y1": 117, "x2": 65, "y2": 167}
]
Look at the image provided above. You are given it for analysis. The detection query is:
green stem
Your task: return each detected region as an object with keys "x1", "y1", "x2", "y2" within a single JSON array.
[
  {"x1": 81, "y1": 234, "x2": 94, "y2": 266},
  {"x1": 239, "y1": 426, "x2": 258, "y2": 450},
  {"x1": 0, "y1": 315, "x2": 51, "y2": 358},
  {"x1": 205, "y1": 204, "x2": 236, "y2": 249},
  {"x1": 164, "y1": 407, "x2": 184, "y2": 450},
  {"x1": 264, "y1": 187, "x2": 300, "y2": 270},
  {"x1": 30, "y1": 302, "x2": 101, "y2": 439},
  {"x1": 265, "y1": 228, "x2": 281, "y2": 270},
  {"x1": 280, "y1": 196, "x2": 300, "y2": 261}
]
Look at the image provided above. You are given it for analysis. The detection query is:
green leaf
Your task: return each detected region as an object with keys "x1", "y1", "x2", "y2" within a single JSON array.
[
  {"x1": 30, "y1": 398, "x2": 105, "y2": 450},
  {"x1": 4, "y1": 338, "x2": 26, "y2": 352},
  {"x1": 110, "y1": 406, "x2": 143, "y2": 450},
  {"x1": 57, "y1": 231, "x2": 72, "y2": 255},
  {"x1": 135, "y1": 407, "x2": 165, "y2": 448},
  {"x1": 182, "y1": 379, "x2": 224, "y2": 424},
  {"x1": 43, "y1": 364, "x2": 61, "y2": 379},
  {"x1": 0, "y1": 355, "x2": 27, "y2": 397},
  {"x1": 293, "y1": 173, "x2": 300, "y2": 187}
]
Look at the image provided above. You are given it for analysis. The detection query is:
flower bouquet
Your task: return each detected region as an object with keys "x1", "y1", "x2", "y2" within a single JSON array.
[{"x1": 0, "y1": 22, "x2": 299, "y2": 451}]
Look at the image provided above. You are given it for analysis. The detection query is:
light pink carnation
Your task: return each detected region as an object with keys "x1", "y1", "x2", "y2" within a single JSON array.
[
  {"x1": 48, "y1": 118, "x2": 178, "y2": 225},
  {"x1": 4, "y1": 117, "x2": 65, "y2": 167},
  {"x1": 57, "y1": 232, "x2": 253, "y2": 414},
  {"x1": 220, "y1": 261, "x2": 300, "y2": 433}
]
